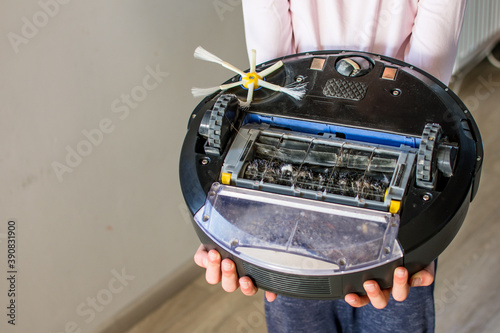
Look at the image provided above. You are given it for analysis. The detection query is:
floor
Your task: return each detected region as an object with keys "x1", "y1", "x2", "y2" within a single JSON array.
[{"x1": 127, "y1": 57, "x2": 500, "y2": 333}]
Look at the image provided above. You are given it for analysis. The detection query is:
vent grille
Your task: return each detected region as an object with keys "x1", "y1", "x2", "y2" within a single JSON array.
[
  {"x1": 243, "y1": 262, "x2": 331, "y2": 296},
  {"x1": 323, "y1": 78, "x2": 367, "y2": 101}
]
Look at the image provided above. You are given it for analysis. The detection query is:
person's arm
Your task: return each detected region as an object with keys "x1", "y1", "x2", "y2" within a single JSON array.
[
  {"x1": 404, "y1": 0, "x2": 467, "y2": 84},
  {"x1": 242, "y1": 0, "x2": 294, "y2": 64}
]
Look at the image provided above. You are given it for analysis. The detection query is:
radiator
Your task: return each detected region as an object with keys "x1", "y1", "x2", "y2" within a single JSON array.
[{"x1": 452, "y1": 0, "x2": 500, "y2": 76}]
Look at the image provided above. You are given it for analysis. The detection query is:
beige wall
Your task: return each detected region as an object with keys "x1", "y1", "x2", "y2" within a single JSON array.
[{"x1": 0, "y1": 1, "x2": 247, "y2": 332}]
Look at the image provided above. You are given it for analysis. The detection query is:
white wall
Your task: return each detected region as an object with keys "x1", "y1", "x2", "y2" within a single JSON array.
[{"x1": 0, "y1": 1, "x2": 247, "y2": 332}]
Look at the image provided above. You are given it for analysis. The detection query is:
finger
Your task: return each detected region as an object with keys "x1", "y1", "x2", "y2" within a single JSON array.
[
  {"x1": 392, "y1": 267, "x2": 411, "y2": 302},
  {"x1": 239, "y1": 276, "x2": 258, "y2": 296},
  {"x1": 194, "y1": 244, "x2": 208, "y2": 268},
  {"x1": 344, "y1": 293, "x2": 370, "y2": 308},
  {"x1": 265, "y1": 291, "x2": 277, "y2": 302},
  {"x1": 410, "y1": 262, "x2": 435, "y2": 287},
  {"x1": 205, "y1": 250, "x2": 222, "y2": 285},
  {"x1": 363, "y1": 281, "x2": 391, "y2": 309},
  {"x1": 221, "y1": 259, "x2": 239, "y2": 292}
]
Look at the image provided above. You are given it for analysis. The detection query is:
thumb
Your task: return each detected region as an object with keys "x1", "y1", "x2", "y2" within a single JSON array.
[{"x1": 410, "y1": 262, "x2": 435, "y2": 287}]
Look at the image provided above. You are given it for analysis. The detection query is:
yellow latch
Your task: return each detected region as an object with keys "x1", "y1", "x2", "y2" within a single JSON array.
[
  {"x1": 389, "y1": 200, "x2": 401, "y2": 214},
  {"x1": 221, "y1": 172, "x2": 231, "y2": 185}
]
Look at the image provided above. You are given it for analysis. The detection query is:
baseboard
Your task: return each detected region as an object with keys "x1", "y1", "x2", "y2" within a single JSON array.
[{"x1": 94, "y1": 259, "x2": 201, "y2": 333}]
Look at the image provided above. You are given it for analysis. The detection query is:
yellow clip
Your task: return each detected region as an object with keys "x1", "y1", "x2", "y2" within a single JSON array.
[
  {"x1": 242, "y1": 72, "x2": 262, "y2": 89},
  {"x1": 221, "y1": 172, "x2": 231, "y2": 185},
  {"x1": 389, "y1": 200, "x2": 401, "y2": 214}
]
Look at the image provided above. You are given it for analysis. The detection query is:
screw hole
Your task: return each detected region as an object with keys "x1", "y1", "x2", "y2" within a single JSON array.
[
  {"x1": 295, "y1": 75, "x2": 305, "y2": 83},
  {"x1": 391, "y1": 89, "x2": 402, "y2": 96}
]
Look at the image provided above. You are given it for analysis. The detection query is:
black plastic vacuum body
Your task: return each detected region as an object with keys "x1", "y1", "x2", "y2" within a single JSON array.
[{"x1": 179, "y1": 51, "x2": 483, "y2": 299}]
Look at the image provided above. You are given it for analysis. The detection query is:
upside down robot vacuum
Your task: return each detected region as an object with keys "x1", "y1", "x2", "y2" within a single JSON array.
[{"x1": 179, "y1": 48, "x2": 483, "y2": 299}]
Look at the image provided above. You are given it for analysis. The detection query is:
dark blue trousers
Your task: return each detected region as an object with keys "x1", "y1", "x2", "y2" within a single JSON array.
[{"x1": 265, "y1": 283, "x2": 435, "y2": 333}]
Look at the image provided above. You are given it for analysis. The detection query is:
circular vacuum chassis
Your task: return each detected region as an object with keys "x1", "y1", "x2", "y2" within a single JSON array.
[{"x1": 179, "y1": 50, "x2": 483, "y2": 299}]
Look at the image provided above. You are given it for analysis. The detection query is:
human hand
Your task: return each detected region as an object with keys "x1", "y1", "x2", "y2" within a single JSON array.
[
  {"x1": 344, "y1": 262, "x2": 435, "y2": 309},
  {"x1": 194, "y1": 244, "x2": 278, "y2": 301}
]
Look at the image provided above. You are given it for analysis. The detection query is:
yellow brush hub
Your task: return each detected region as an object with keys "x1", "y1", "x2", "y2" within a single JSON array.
[{"x1": 242, "y1": 72, "x2": 261, "y2": 89}]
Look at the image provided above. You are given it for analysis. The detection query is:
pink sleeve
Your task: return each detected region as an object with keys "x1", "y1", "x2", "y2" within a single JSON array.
[
  {"x1": 242, "y1": 0, "x2": 295, "y2": 64},
  {"x1": 404, "y1": 0, "x2": 467, "y2": 84}
]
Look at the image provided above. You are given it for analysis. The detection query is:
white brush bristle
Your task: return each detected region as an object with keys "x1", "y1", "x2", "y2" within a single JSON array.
[
  {"x1": 239, "y1": 100, "x2": 251, "y2": 109},
  {"x1": 191, "y1": 86, "x2": 220, "y2": 97},
  {"x1": 281, "y1": 83, "x2": 307, "y2": 100},
  {"x1": 194, "y1": 46, "x2": 223, "y2": 64}
]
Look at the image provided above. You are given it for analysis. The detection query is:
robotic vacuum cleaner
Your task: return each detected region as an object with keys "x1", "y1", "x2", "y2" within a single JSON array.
[{"x1": 179, "y1": 49, "x2": 483, "y2": 299}]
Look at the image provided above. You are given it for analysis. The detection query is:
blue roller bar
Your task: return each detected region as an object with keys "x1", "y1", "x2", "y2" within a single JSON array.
[{"x1": 244, "y1": 114, "x2": 420, "y2": 148}]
